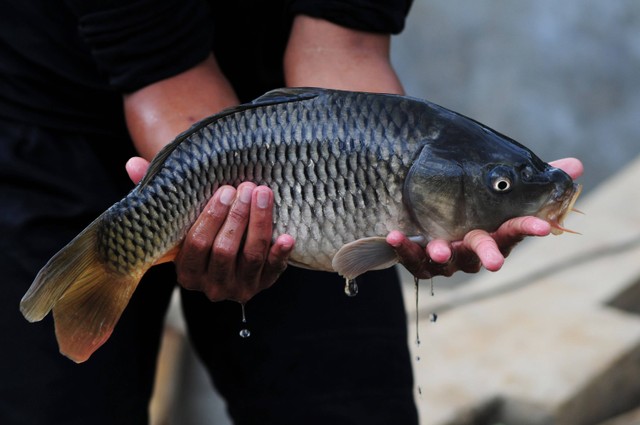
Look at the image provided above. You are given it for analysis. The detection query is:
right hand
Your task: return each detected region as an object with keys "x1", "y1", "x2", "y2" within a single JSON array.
[
  {"x1": 389, "y1": 157, "x2": 583, "y2": 278},
  {"x1": 126, "y1": 157, "x2": 295, "y2": 303}
]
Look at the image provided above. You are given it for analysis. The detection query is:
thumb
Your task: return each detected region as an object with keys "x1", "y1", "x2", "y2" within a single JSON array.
[{"x1": 125, "y1": 156, "x2": 150, "y2": 184}]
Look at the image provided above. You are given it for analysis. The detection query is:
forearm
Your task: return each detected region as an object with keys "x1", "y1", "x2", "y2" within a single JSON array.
[
  {"x1": 284, "y1": 15, "x2": 404, "y2": 95},
  {"x1": 123, "y1": 54, "x2": 239, "y2": 160}
]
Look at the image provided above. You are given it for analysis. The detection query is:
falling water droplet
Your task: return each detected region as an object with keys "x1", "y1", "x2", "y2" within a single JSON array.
[
  {"x1": 430, "y1": 277, "x2": 435, "y2": 296},
  {"x1": 414, "y1": 276, "x2": 421, "y2": 346},
  {"x1": 239, "y1": 303, "x2": 251, "y2": 338},
  {"x1": 429, "y1": 313, "x2": 438, "y2": 323},
  {"x1": 417, "y1": 386, "x2": 423, "y2": 397},
  {"x1": 344, "y1": 278, "x2": 358, "y2": 297}
]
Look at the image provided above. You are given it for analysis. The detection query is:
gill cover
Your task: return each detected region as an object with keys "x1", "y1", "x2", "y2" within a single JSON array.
[{"x1": 403, "y1": 145, "x2": 466, "y2": 241}]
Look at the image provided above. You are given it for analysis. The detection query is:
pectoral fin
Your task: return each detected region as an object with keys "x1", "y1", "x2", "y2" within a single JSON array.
[{"x1": 332, "y1": 237, "x2": 400, "y2": 280}]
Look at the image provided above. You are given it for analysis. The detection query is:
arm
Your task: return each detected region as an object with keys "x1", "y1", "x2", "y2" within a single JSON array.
[
  {"x1": 284, "y1": 15, "x2": 404, "y2": 94},
  {"x1": 124, "y1": 55, "x2": 293, "y2": 302},
  {"x1": 284, "y1": 15, "x2": 584, "y2": 278},
  {"x1": 124, "y1": 55, "x2": 238, "y2": 160}
]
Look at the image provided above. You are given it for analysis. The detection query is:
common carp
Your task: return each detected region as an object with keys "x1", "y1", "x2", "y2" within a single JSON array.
[{"x1": 20, "y1": 88, "x2": 580, "y2": 363}]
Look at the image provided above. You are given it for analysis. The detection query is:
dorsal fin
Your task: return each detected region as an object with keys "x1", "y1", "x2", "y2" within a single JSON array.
[
  {"x1": 138, "y1": 87, "x2": 323, "y2": 189},
  {"x1": 251, "y1": 87, "x2": 324, "y2": 105}
]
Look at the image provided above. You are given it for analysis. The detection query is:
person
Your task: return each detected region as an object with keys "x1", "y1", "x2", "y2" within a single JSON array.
[{"x1": 0, "y1": 1, "x2": 583, "y2": 424}]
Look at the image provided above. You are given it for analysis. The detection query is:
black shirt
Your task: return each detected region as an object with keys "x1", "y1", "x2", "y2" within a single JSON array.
[{"x1": 0, "y1": 0, "x2": 411, "y2": 137}]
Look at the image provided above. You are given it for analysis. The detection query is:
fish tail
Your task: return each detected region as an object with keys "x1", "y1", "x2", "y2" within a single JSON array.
[{"x1": 20, "y1": 220, "x2": 147, "y2": 363}]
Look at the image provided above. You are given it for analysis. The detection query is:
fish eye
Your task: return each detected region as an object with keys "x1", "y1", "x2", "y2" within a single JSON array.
[
  {"x1": 487, "y1": 165, "x2": 515, "y2": 193},
  {"x1": 492, "y1": 177, "x2": 512, "y2": 192}
]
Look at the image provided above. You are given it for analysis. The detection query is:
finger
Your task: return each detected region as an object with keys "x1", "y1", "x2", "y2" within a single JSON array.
[
  {"x1": 386, "y1": 231, "x2": 432, "y2": 279},
  {"x1": 259, "y1": 234, "x2": 295, "y2": 290},
  {"x1": 426, "y1": 239, "x2": 452, "y2": 263},
  {"x1": 125, "y1": 156, "x2": 150, "y2": 184},
  {"x1": 176, "y1": 185, "x2": 236, "y2": 290},
  {"x1": 462, "y1": 229, "x2": 505, "y2": 272},
  {"x1": 235, "y1": 186, "x2": 275, "y2": 298},
  {"x1": 491, "y1": 216, "x2": 550, "y2": 257},
  {"x1": 549, "y1": 157, "x2": 583, "y2": 180},
  {"x1": 209, "y1": 182, "x2": 255, "y2": 290}
]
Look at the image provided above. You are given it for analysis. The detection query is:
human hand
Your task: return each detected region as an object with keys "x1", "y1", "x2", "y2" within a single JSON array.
[
  {"x1": 387, "y1": 157, "x2": 584, "y2": 279},
  {"x1": 126, "y1": 157, "x2": 294, "y2": 303}
]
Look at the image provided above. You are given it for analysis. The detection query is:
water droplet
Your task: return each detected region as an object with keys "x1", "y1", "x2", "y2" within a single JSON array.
[
  {"x1": 429, "y1": 313, "x2": 438, "y2": 323},
  {"x1": 240, "y1": 303, "x2": 247, "y2": 323},
  {"x1": 239, "y1": 303, "x2": 251, "y2": 338},
  {"x1": 344, "y1": 278, "x2": 358, "y2": 297},
  {"x1": 430, "y1": 277, "x2": 435, "y2": 296},
  {"x1": 417, "y1": 386, "x2": 423, "y2": 397},
  {"x1": 415, "y1": 355, "x2": 421, "y2": 362},
  {"x1": 414, "y1": 276, "x2": 421, "y2": 346}
]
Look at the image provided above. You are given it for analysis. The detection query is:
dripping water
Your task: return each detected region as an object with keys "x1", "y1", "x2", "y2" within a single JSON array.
[
  {"x1": 239, "y1": 303, "x2": 251, "y2": 338},
  {"x1": 414, "y1": 276, "x2": 421, "y2": 347},
  {"x1": 344, "y1": 278, "x2": 358, "y2": 297},
  {"x1": 415, "y1": 276, "x2": 423, "y2": 399}
]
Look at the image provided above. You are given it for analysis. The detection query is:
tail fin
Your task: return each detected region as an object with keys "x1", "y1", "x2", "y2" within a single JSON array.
[{"x1": 20, "y1": 221, "x2": 147, "y2": 363}]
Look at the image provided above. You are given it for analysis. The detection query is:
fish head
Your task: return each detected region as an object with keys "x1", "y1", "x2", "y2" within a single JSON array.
[{"x1": 404, "y1": 120, "x2": 580, "y2": 241}]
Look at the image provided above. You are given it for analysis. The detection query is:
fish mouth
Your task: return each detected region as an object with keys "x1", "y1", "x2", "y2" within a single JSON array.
[{"x1": 536, "y1": 183, "x2": 582, "y2": 235}]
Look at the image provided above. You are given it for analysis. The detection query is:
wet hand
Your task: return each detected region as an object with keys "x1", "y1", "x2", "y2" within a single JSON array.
[
  {"x1": 125, "y1": 157, "x2": 294, "y2": 303},
  {"x1": 389, "y1": 157, "x2": 584, "y2": 278}
]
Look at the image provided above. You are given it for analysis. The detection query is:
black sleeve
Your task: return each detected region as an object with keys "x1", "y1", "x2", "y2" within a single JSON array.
[
  {"x1": 64, "y1": 0, "x2": 213, "y2": 93},
  {"x1": 288, "y1": 0, "x2": 413, "y2": 34}
]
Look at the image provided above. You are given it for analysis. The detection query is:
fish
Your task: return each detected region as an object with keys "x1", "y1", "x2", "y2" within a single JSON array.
[{"x1": 19, "y1": 88, "x2": 581, "y2": 363}]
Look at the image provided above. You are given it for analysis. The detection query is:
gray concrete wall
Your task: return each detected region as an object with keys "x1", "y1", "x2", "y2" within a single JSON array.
[{"x1": 392, "y1": 0, "x2": 640, "y2": 193}]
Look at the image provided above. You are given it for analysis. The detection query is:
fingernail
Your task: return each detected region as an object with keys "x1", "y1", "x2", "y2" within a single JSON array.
[
  {"x1": 239, "y1": 185, "x2": 253, "y2": 203},
  {"x1": 220, "y1": 187, "x2": 235, "y2": 206},
  {"x1": 256, "y1": 190, "x2": 270, "y2": 209},
  {"x1": 532, "y1": 220, "x2": 550, "y2": 234},
  {"x1": 278, "y1": 235, "x2": 294, "y2": 252},
  {"x1": 386, "y1": 232, "x2": 402, "y2": 248}
]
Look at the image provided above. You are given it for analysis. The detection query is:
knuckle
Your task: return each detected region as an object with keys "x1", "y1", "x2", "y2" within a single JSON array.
[
  {"x1": 227, "y1": 207, "x2": 249, "y2": 224},
  {"x1": 204, "y1": 286, "x2": 224, "y2": 302},
  {"x1": 212, "y1": 244, "x2": 236, "y2": 263},
  {"x1": 177, "y1": 273, "x2": 200, "y2": 291},
  {"x1": 242, "y1": 250, "x2": 266, "y2": 269},
  {"x1": 187, "y1": 233, "x2": 211, "y2": 253},
  {"x1": 266, "y1": 255, "x2": 288, "y2": 277}
]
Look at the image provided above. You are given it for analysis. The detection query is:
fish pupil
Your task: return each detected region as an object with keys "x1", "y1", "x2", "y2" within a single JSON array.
[{"x1": 492, "y1": 177, "x2": 512, "y2": 192}]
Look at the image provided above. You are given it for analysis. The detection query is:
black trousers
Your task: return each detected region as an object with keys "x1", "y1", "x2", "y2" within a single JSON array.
[{"x1": 0, "y1": 118, "x2": 418, "y2": 425}]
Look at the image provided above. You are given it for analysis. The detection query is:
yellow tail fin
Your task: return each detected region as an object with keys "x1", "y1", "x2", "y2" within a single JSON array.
[{"x1": 20, "y1": 221, "x2": 147, "y2": 363}]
